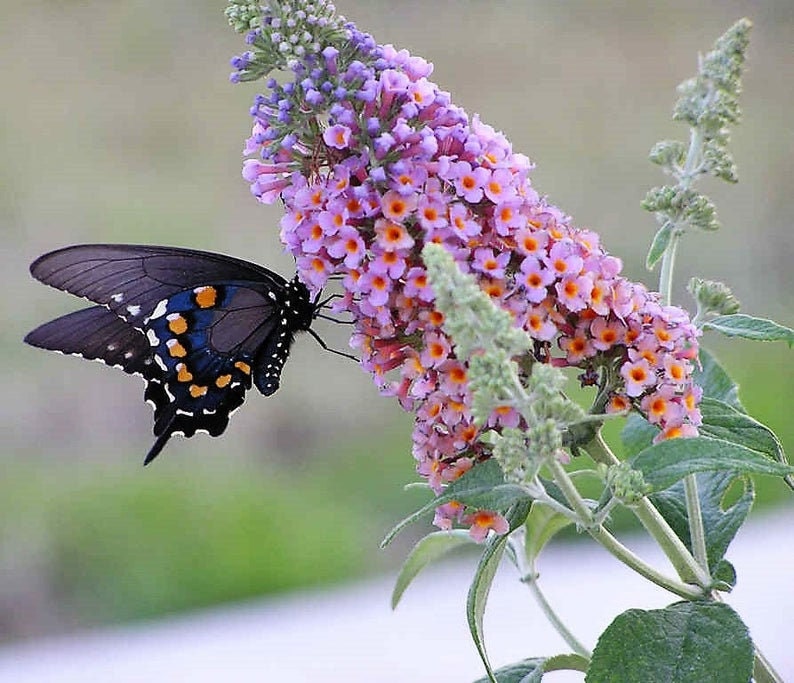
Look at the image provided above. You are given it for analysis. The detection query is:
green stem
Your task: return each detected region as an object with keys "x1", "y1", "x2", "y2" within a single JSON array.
[
  {"x1": 584, "y1": 433, "x2": 711, "y2": 587},
  {"x1": 508, "y1": 531, "x2": 592, "y2": 659},
  {"x1": 547, "y1": 459, "x2": 704, "y2": 600},
  {"x1": 655, "y1": 124, "x2": 712, "y2": 582},
  {"x1": 684, "y1": 475, "x2": 710, "y2": 571},
  {"x1": 752, "y1": 644, "x2": 784, "y2": 683}
]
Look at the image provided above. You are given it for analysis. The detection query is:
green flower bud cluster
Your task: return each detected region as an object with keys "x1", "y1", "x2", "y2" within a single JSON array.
[
  {"x1": 424, "y1": 244, "x2": 587, "y2": 485},
  {"x1": 225, "y1": 1, "x2": 264, "y2": 33},
  {"x1": 643, "y1": 18, "x2": 751, "y2": 269},
  {"x1": 689, "y1": 277, "x2": 741, "y2": 319},
  {"x1": 605, "y1": 462, "x2": 651, "y2": 505},
  {"x1": 226, "y1": 0, "x2": 348, "y2": 76}
]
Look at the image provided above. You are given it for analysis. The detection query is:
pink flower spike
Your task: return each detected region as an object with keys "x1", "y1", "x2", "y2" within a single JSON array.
[
  {"x1": 520, "y1": 258, "x2": 555, "y2": 303},
  {"x1": 640, "y1": 386, "x2": 684, "y2": 426},
  {"x1": 403, "y1": 267, "x2": 434, "y2": 301},
  {"x1": 556, "y1": 274, "x2": 593, "y2": 312},
  {"x1": 655, "y1": 422, "x2": 699, "y2": 443},
  {"x1": 323, "y1": 124, "x2": 352, "y2": 150},
  {"x1": 620, "y1": 357, "x2": 657, "y2": 397},
  {"x1": 374, "y1": 218, "x2": 415, "y2": 251},
  {"x1": 472, "y1": 247, "x2": 510, "y2": 279},
  {"x1": 483, "y1": 168, "x2": 518, "y2": 204},
  {"x1": 448, "y1": 202, "x2": 482, "y2": 239},
  {"x1": 360, "y1": 270, "x2": 393, "y2": 307},
  {"x1": 663, "y1": 354, "x2": 690, "y2": 387},
  {"x1": 327, "y1": 226, "x2": 366, "y2": 268},
  {"x1": 492, "y1": 200, "x2": 526, "y2": 235},
  {"x1": 407, "y1": 77, "x2": 437, "y2": 109},
  {"x1": 464, "y1": 510, "x2": 510, "y2": 542},
  {"x1": 318, "y1": 203, "x2": 349, "y2": 236},
  {"x1": 590, "y1": 317, "x2": 627, "y2": 351},
  {"x1": 450, "y1": 161, "x2": 490, "y2": 203},
  {"x1": 416, "y1": 194, "x2": 449, "y2": 231},
  {"x1": 381, "y1": 190, "x2": 417, "y2": 222}
]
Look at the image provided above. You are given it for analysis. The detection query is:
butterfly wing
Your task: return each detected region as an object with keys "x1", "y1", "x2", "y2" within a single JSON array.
[
  {"x1": 142, "y1": 283, "x2": 287, "y2": 463},
  {"x1": 27, "y1": 245, "x2": 315, "y2": 464},
  {"x1": 24, "y1": 305, "x2": 154, "y2": 375},
  {"x1": 29, "y1": 244, "x2": 290, "y2": 326}
]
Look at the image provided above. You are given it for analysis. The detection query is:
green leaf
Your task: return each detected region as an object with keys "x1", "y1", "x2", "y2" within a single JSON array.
[
  {"x1": 472, "y1": 654, "x2": 589, "y2": 683},
  {"x1": 586, "y1": 602, "x2": 753, "y2": 683},
  {"x1": 381, "y1": 460, "x2": 509, "y2": 548},
  {"x1": 703, "y1": 313, "x2": 794, "y2": 345},
  {"x1": 467, "y1": 531, "x2": 510, "y2": 683},
  {"x1": 650, "y1": 471, "x2": 754, "y2": 573},
  {"x1": 700, "y1": 398, "x2": 787, "y2": 464},
  {"x1": 524, "y1": 502, "x2": 574, "y2": 564},
  {"x1": 693, "y1": 348, "x2": 742, "y2": 409},
  {"x1": 621, "y1": 413, "x2": 658, "y2": 457},
  {"x1": 630, "y1": 436, "x2": 794, "y2": 491},
  {"x1": 712, "y1": 558, "x2": 737, "y2": 589},
  {"x1": 646, "y1": 221, "x2": 674, "y2": 270},
  {"x1": 472, "y1": 657, "x2": 545, "y2": 683},
  {"x1": 391, "y1": 530, "x2": 474, "y2": 609}
]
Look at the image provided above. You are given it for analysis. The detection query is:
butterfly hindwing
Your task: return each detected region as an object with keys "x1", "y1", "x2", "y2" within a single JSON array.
[
  {"x1": 24, "y1": 305, "x2": 154, "y2": 376},
  {"x1": 26, "y1": 244, "x2": 321, "y2": 464}
]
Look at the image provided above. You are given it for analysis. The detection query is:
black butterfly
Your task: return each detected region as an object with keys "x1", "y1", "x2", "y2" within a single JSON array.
[{"x1": 25, "y1": 244, "x2": 352, "y2": 465}]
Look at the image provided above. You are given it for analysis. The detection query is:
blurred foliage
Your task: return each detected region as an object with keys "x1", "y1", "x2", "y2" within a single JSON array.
[{"x1": 2, "y1": 0, "x2": 792, "y2": 641}]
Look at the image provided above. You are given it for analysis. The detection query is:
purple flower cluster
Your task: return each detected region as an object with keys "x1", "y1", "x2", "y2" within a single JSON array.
[{"x1": 239, "y1": 30, "x2": 701, "y2": 537}]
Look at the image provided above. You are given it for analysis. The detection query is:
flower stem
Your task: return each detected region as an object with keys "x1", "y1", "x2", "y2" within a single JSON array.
[
  {"x1": 546, "y1": 459, "x2": 704, "y2": 600},
  {"x1": 583, "y1": 433, "x2": 711, "y2": 587},
  {"x1": 683, "y1": 475, "x2": 710, "y2": 571},
  {"x1": 508, "y1": 530, "x2": 592, "y2": 659}
]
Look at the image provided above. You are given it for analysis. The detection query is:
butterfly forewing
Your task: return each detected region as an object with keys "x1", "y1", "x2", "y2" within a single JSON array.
[
  {"x1": 26, "y1": 245, "x2": 320, "y2": 464},
  {"x1": 29, "y1": 244, "x2": 291, "y2": 325}
]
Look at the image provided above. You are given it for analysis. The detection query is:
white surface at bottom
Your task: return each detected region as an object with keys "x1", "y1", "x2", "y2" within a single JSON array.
[{"x1": 0, "y1": 510, "x2": 791, "y2": 682}]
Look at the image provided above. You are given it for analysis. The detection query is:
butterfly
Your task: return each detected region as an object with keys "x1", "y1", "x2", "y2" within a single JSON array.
[{"x1": 25, "y1": 244, "x2": 352, "y2": 465}]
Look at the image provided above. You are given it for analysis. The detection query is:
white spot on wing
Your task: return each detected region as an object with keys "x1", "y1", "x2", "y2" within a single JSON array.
[
  {"x1": 126, "y1": 304, "x2": 141, "y2": 316},
  {"x1": 111, "y1": 293, "x2": 125, "y2": 303},
  {"x1": 146, "y1": 329, "x2": 160, "y2": 347},
  {"x1": 150, "y1": 299, "x2": 169, "y2": 320}
]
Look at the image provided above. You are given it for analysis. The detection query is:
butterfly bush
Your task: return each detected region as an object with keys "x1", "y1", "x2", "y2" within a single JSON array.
[{"x1": 229, "y1": 1, "x2": 701, "y2": 536}]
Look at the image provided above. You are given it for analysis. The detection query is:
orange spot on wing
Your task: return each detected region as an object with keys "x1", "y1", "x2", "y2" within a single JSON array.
[
  {"x1": 176, "y1": 363, "x2": 193, "y2": 383},
  {"x1": 194, "y1": 286, "x2": 218, "y2": 308},
  {"x1": 166, "y1": 339, "x2": 187, "y2": 358},
  {"x1": 215, "y1": 374, "x2": 232, "y2": 388},
  {"x1": 235, "y1": 361, "x2": 251, "y2": 375},
  {"x1": 167, "y1": 314, "x2": 188, "y2": 335},
  {"x1": 189, "y1": 384, "x2": 208, "y2": 398}
]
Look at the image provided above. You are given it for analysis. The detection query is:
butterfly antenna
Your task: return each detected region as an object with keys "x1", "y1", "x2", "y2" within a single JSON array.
[
  {"x1": 315, "y1": 313, "x2": 355, "y2": 325},
  {"x1": 307, "y1": 328, "x2": 358, "y2": 362}
]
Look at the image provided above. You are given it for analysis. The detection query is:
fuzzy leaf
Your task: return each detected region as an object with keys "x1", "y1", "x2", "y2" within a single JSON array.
[
  {"x1": 472, "y1": 658, "x2": 545, "y2": 683},
  {"x1": 693, "y1": 348, "x2": 742, "y2": 409},
  {"x1": 621, "y1": 413, "x2": 658, "y2": 457},
  {"x1": 703, "y1": 314, "x2": 794, "y2": 345},
  {"x1": 629, "y1": 436, "x2": 794, "y2": 492},
  {"x1": 467, "y1": 531, "x2": 510, "y2": 682},
  {"x1": 699, "y1": 398, "x2": 787, "y2": 465},
  {"x1": 472, "y1": 654, "x2": 589, "y2": 683},
  {"x1": 381, "y1": 459, "x2": 508, "y2": 547},
  {"x1": 650, "y1": 471, "x2": 753, "y2": 574},
  {"x1": 524, "y1": 502, "x2": 574, "y2": 564},
  {"x1": 586, "y1": 602, "x2": 753, "y2": 683},
  {"x1": 646, "y1": 221, "x2": 674, "y2": 270},
  {"x1": 391, "y1": 530, "x2": 474, "y2": 609}
]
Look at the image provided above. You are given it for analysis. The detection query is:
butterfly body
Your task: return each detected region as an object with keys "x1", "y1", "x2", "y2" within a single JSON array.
[{"x1": 25, "y1": 245, "x2": 324, "y2": 464}]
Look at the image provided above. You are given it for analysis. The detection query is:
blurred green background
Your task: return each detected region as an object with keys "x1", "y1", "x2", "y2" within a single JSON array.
[{"x1": 2, "y1": 0, "x2": 792, "y2": 641}]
